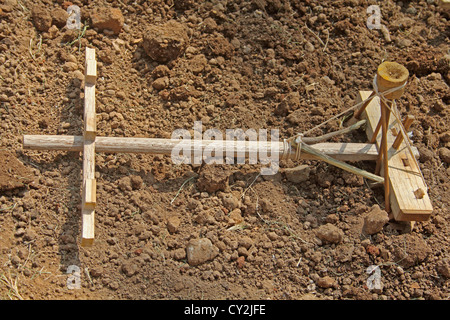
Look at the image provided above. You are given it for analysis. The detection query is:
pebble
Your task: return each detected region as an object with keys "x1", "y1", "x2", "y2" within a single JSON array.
[
  {"x1": 304, "y1": 41, "x2": 315, "y2": 52},
  {"x1": 362, "y1": 205, "x2": 389, "y2": 235},
  {"x1": 31, "y1": 5, "x2": 52, "y2": 32},
  {"x1": 63, "y1": 62, "x2": 78, "y2": 72},
  {"x1": 315, "y1": 223, "x2": 344, "y2": 244},
  {"x1": 152, "y1": 77, "x2": 169, "y2": 90},
  {"x1": 166, "y1": 216, "x2": 181, "y2": 233},
  {"x1": 317, "y1": 276, "x2": 336, "y2": 288},
  {"x1": 186, "y1": 238, "x2": 219, "y2": 266},
  {"x1": 90, "y1": 7, "x2": 124, "y2": 35},
  {"x1": 121, "y1": 260, "x2": 138, "y2": 277},
  {"x1": 438, "y1": 147, "x2": 450, "y2": 164},
  {"x1": 283, "y1": 165, "x2": 311, "y2": 183}
]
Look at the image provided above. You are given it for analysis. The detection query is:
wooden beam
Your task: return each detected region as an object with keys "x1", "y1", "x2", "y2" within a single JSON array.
[
  {"x1": 81, "y1": 48, "x2": 97, "y2": 247},
  {"x1": 23, "y1": 135, "x2": 421, "y2": 161},
  {"x1": 358, "y1": 91, "x2": 432, "y2": 221}
]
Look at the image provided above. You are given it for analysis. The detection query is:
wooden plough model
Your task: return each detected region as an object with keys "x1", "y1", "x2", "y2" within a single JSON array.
[{"x1": 22, "y1": 48, "x2": 433, "y2": 246}]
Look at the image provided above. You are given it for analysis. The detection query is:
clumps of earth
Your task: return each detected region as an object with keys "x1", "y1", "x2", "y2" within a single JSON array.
[{"x1": 0, "y1": 0, "x2": 449, "y2": 300}]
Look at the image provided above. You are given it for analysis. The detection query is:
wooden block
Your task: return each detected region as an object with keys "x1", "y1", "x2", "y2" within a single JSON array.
[
  {"x1": 358, "y1": 91, "x2": 433, "y2": 221},
  {"x1": 85, "y1": 47, "x2": 97, "y2": 84},
  {"x1": 84, "y1": 85, "x2": 96, "y2": 140},
  {"x1": 82, "y1": 178, "x2": 96, "y2": 210},
  {"x1": 81, "y1": 208, "x2": 95, "y2": 247}
]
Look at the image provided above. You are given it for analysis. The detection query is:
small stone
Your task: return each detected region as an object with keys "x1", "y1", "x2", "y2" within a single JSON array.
[
  {"x1": 239, "y1": 236, "x2": 254, "y2": 249},
  {"x1": 51, "y1": 7, "x2": 69, "y2": 28},
  {"x1": 31, "y1": 5, "x2": 52, "y2": 32},
  {"x1": 167, "y1": 216, "x2": 181, "y2": 233},
  {"x1": 71, "y1": 70, "x2": 84, "y2": 81},
  {"x1": 130, "y1": 175, "x2": 143, "y2": 190},
  {"x1": 304, "y1": 41, "x2": 315, "y2": 52},
  {"x1": 48, "y1": 25, "x2": 59, "y2": 39},
  {"x1": 228, "y1": 209, "x2": 243, "y2": 225},
  {"x1": 152, "y1": 77, "x2": 169, "y2": 90},
  {"x1": 418, "y1": 147, "x2": 434, "y2": 162},
  {"x1": 283, "y1": 165, "x2": 311, "y2": 183},
  {"x1": 236, "y1": 256, "x2": 245, "y2": 269},
  {"x1": 439, "y1": 132, "x2": 450, "y2": 143},
  {"x1": 121, "y1": 261, "x2": 137, "y2": 277},
  {"x1": 91, "y1": 7, "x2": 124, "y2": 35},
  {"x1": 221, "y1": 194, "x2": 240, "y2": 211},
  {"x1": 23, "y1": 229, "x2": 37, "y2": 241},
  {"x1": 391, "y1": 234, "x2": 432, "y2": 269},
  {"x1": 116, "y1": 90, "x2": 126, "y2": 100},
  {"x1": 317, "y1": 276, "x2": 336, "y2": 288},
  {"x1": 172, "y1": 248, "x2": 186, "y2": 260},
  {"x1": 436, "y1": 259, "x2": 450, "y2": 278},
  {"x1": 395, "y1": 37, "x2": 412, "y2": 48},
  {"x1": 315, "y1": 223, "x2": 344, "y2": 244},
  {"x1": 362, "y1": 205, "x2": 389, "y2": 235},
  {"x1": 143, "y1": 20, "x2": 189, "y2": 63},
  {"x1": 438, "y1": 147, "x2": 450, "y2": 164},
  {"x1": 14, "y1": 228, "x2": 25, "y2": 237},
  {"x1": 187, "y1": 54, "x2": 207, "y2": 74},
  {"x1": 89, "y1": 266, "x2": 103, "y2": 278},
  {"x1": 63, "y1": 62, "x2": 78, "y2": 72},
  {"x1": 186, "y1": 238, "x2": 219, "y2": 266}
]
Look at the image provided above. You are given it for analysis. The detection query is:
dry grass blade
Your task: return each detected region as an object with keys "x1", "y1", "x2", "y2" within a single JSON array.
[{"x1": 0, "y1": 272, "x2": 24, "y2": 300}]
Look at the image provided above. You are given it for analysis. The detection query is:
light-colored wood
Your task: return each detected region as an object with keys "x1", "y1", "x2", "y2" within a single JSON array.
[
  {"x1": 85, "y1": 47, "x2": 97, "y2": 85},
  {"x1": 81, "y1": 208, "x2": 95, "y2": 247},
  {"x1": 22, "y1": 134, "x2": 421, "y2": 162},
  {"x1": 84, "y1": 86, "x2": 96, "y2": 140},
  {"x1": 380, "y1": 99, "x2": 390, "y2": 212},
  {"x1": 81, "y1": 47, "x2": 97, "y2": 247},
  {"x1": 392, "y1": 115, "x2": 414, "y2": 149},
  {"x1": 83, "y1": 178, "x2": 96, "y2": 210},
  {"x1": 354, "y1": 91, "x2": 376, "y2": 120},
  {"x1": 358, "y1": 91, "x2": 432, "y2": 221}
]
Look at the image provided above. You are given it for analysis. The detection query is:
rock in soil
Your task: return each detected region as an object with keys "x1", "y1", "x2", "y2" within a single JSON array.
[
  {"x1": 90, "y1": 7, "x2": 124, "y2": 35},
  {"x1": 143, "y1": 20, "x2": 189, "y2": 63},
  {"x1": 362, "y1": 205, "x2": 389, "y2": 235},
  {"x1": 315, "y1": 223, "x2": 344, "y2": 244},
  {"x1": 391, "y1": 234, "x2": 432, "y2": 269},
  {"x1": 186, "y1": 238, "x2": 219, "y2": 266},
  {"x1": 31, "y1": 5, "x2": 52, "y2": 32},
  {"x1": 283, "y1": 165, "x2": 311, "y2": 183},
  {"x1": 196, "y1": 165, "x2": 230, "y2": 193}
]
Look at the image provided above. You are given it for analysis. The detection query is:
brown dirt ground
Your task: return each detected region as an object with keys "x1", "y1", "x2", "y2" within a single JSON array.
[{"x1": 0, "y1": 0, "x2": 449, "y2": 300}]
